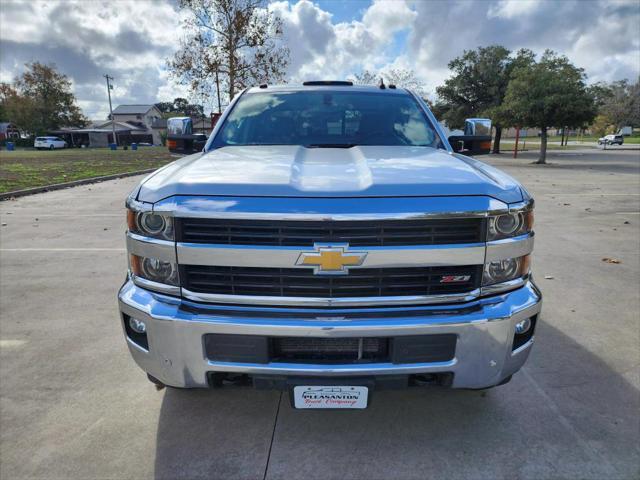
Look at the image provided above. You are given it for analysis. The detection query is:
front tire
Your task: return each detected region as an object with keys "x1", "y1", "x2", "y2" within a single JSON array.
[{"x1": 49, "y1": 144, "x2": 54, "y2": 150}]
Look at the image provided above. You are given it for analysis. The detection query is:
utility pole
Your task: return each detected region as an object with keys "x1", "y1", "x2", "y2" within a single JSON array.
[
  {"x1": 215, "y1": 68, "x2": 222, "y2": 114},
  {"x1": 104, "y1": 74, "x2": 117, "y2": 147}
]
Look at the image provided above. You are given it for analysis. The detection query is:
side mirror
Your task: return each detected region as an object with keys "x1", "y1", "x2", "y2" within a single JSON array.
[{"x1": 448, "y1": 118, "x2": 492, "y2": 155}]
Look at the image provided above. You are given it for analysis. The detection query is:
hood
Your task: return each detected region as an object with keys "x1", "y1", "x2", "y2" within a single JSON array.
[{"x1": 137, "y1": 145, "x2": 524, "y2": 203}]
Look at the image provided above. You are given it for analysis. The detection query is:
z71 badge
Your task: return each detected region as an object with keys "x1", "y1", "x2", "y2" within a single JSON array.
[{"x1": 439, "y1": 275, "x2": 472, "y2": 283}]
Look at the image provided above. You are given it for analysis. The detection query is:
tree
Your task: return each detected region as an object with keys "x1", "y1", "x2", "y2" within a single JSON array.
[
  {"x1": 154, "y1": 101, "x2": 175, "y2": 114},
  {"x1": 502, "y1": 50, "x2": 597, "y2": 164},
  {"x1": 435, "y1": 46, "x2": 535, "y2": 154},
  {"x1": 0, "y1": 83, "x2": 37, "y2": 137},
  {"x1": 168, "y1": 0, "x2": 289, "y2": 105},
  {"x1": 155, "y1": 98, "x2": 206, "y2": 118},
  {"x1": 2, "y1": 62, "x2": 87, "y2": 135},
  {"x1": 351, "y1": 68, "x2": 428, "y2": 97},
  {"x1": 599, "y1": 78, "x2": 640, "y2": 129},
  {"x1": 0, "y1": 83, "x2": 18, "y2": 121},
  {"x1": 591, "y1": 113, "x2": 615, "y2": 138}
]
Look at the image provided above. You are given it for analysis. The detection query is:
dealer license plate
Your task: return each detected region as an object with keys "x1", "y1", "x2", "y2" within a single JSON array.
[{"x1": 293, "y1": 386, "x2": 369, "y2": 409}]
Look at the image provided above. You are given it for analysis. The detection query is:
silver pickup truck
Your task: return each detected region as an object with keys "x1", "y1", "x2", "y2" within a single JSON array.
[{"x1": 118, "y1": 82, "x2": 541, "y2": 409}]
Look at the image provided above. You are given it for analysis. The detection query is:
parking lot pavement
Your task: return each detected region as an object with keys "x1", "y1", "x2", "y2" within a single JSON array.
[{"x1": 1, "y1": 149, "x2": 639, "y2": 480}]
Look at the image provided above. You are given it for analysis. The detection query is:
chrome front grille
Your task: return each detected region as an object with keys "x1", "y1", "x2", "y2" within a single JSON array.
[
  {"x1": 176, "y1": 218, "x2": 486, "y2": 246},
  {"x1": 180, "y1": 265, "x2": 482, "y2": 298}
]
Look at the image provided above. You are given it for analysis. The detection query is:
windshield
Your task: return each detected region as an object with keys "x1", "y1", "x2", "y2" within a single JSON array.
[{"x1": 212, "y1": 90, "x2": 441, "y2": 148}]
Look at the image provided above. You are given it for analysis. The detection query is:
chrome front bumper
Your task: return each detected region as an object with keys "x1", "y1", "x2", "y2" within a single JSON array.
[{"x1": 118, "y1": 279, "x2": 542, "y2": 389}]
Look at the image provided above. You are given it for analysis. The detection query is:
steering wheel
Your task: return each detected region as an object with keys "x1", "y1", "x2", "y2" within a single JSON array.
[{"x1": 356, "y1": 129, "x2": 410, "y2": 145}]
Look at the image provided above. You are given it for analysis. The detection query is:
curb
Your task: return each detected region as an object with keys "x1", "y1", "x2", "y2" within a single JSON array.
[{"x1": 0, "y1": 169, "x2": 157, "y2": 201}]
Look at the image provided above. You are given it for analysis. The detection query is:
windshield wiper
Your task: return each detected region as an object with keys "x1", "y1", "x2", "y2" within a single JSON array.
[{"x1": 304, "y1": 143, "x2": 357, "y2": 148}]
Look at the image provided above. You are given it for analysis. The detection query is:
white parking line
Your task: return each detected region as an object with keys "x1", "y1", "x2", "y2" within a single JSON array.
[
  {"x1": 0, "y1": 214, "x2": 122, "y2": 217},
  {"x1": 543, "y1": 193, "x2": 640, "y2": 196},
  {"x1": 0, "y1": 248, "x2": 125, "y2": 252},
  {"x1": 0, "y1": 339, "x2": 27, "y2": 348}
]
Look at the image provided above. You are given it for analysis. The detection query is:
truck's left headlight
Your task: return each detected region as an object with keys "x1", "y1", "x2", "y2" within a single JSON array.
[
  {"x1": 127, "y1": 209, "x2": 174, "y2": 241},
  {"x1": 130, "y1": 255, "x2": 179, "y2": 286},
  {"x1": 482, "y1": 255, "x2": 530, "y2": 286}
]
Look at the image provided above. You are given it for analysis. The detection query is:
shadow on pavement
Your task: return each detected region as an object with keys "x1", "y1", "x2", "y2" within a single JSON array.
[
  {"x1": 154, "y1": 388, "x2": 279, "y2": 480},
  {"x1": 153, "y1": 321, "x2": 639, "y2": 480},
  {"x1": 489, "y1": 150, "x2": 640, "y2": 175}
]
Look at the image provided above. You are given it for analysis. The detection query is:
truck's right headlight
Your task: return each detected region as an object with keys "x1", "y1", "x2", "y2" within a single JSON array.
[
  {"x1": 127, "y1": 209, "x2": 174, "y2": 241},
  {"x1": 130, "y1": 255, "x2": 179, "y2": 286},
  {"x1": 482, "y1": 255, "x2": 530, "y2": 286}
]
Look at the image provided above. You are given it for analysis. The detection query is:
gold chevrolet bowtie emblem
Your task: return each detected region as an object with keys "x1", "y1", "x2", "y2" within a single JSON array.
[{"x1": 296, "y1": 244, "x2": 367, "y2": 275}]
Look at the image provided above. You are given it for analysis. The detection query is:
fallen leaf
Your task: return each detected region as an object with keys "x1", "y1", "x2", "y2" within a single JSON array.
[
  {"x1": 602, "y1": 257, "x2": 621, "y2": 264},
  {"x1": 623, "y1": 221, "x2": 630, "y2": 225}
]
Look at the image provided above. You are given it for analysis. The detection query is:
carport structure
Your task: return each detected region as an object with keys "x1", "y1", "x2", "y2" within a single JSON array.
[{"x1": 51, "y1": 121, "x2": 153, "y2": 148}]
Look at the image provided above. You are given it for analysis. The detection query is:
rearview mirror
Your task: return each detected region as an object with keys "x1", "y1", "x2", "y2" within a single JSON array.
[{"x1": 448, "y1": 118, "x2": 492, "y2": 155}]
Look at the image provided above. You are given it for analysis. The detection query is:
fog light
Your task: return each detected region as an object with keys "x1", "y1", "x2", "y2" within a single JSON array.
[
  {"x1": 129, "y1": 317, "x2": 147, "y2": 334},
  {"x1": 515, "y1": 318, "x2": 532, "y2": 335}
]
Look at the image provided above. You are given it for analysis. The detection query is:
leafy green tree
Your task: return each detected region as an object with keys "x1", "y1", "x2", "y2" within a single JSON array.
[
  {"x1": 435, "y1": 46, "x2": 534, "y2": 153},
  {"x1": 502, "y1": 50, "x2": 596, "y2": 164},
  {"x1": 155, "y1": 98, "x2": 205, "y2": 118},
  {"x1": 169, "y1": 0, "x2": 289, "y2": 104},
  {"x1": 154, "y1": 101, "x2": 175, "y2": 114},
  {"x1": 591, "y1": 113, "x2": 615, "y2": 137},
  {"x1": 599, "y1": 78, "x2": 640, "y2": 129},
  {"x1": 12, "y1": 62, "x2": 87, "y2": 134}
]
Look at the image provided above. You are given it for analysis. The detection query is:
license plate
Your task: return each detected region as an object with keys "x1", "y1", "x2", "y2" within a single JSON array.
[{"x1": 293, "y1": 386, "x2": 369, "y2": 409}]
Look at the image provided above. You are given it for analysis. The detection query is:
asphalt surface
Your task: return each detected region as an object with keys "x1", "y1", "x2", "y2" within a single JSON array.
[{"x1": 1, "y1": 148, "x2": 638, "y2": 480}]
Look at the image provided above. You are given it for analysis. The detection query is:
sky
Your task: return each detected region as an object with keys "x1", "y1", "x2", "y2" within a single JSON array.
[{"x1": 1, "y1": 0, "x2": 639, "y2": 119}]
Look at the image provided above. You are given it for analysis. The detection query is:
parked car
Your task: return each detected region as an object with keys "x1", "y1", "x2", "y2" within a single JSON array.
[
  {"x1": 34, "y1": 136, "x2": 67, "y2": 150},
  {"x1": 119, "y1": 82, "x2": 540, "y2": 407},
  {"x1": 598, "y1": 134, "x2": 624, "y2": 146}
]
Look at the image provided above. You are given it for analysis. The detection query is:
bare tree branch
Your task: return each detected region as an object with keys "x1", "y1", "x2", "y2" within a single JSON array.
[{"x1": 168, "y1": 0, "x2": 289, "y2": 106}]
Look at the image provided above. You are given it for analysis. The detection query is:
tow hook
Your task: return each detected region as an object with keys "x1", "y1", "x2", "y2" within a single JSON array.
[{"x1": 147, "y1": 373, "x2": 166, "y2": 391}]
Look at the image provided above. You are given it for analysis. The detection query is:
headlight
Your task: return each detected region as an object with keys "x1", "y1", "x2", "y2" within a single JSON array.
[
  {"x1": 488, "y1": 209, "x2": 533, "y2": 241},
  {"x1": 130, "y1": 255, "x2": 179, "y2": 286},
  {"x1": 127, "y1": 209, "x2": 174, "y2": 241},
  {"x1": 483, "y1": 255, "x2": 530, "y2": 286}
]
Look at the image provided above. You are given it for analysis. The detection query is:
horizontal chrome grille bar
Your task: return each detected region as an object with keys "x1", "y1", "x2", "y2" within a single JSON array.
[
  {"x1": 181, "y1": 288, "x2": 482, "y2": 307},
  {"x1": 176, "y1": 242, "x2": 486, "y2": 268}
]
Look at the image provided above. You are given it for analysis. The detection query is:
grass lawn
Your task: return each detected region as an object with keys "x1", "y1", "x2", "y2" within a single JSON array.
[
  {"x1": 0, "y1": 146, "x2": 175, "y2": 193},
  {"x1": 499, "y1": 142, "x2": 592, "y2": 151},
  {"x1": 503, "y1": 135, "x2": 640, "y2": 144}
]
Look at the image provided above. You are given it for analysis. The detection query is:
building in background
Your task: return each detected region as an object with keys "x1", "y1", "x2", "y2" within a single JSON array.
[
  {"x1": 0, "y1": 122, "x2": 20, "y2": 142},
  {"x1": 111, "y1": 104, "x2": 163, "y2": 144}
]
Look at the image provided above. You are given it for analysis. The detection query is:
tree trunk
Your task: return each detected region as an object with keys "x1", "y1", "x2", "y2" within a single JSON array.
[
  {"x1": 536, "y1": 127, "x2": 548, "y2": 164},
  {"x1": 560, "y1": 127, "x2": 565, "y2": 146},
  {"x1": 492, "y1": 125, "x2": 502, "y2": 154}
]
